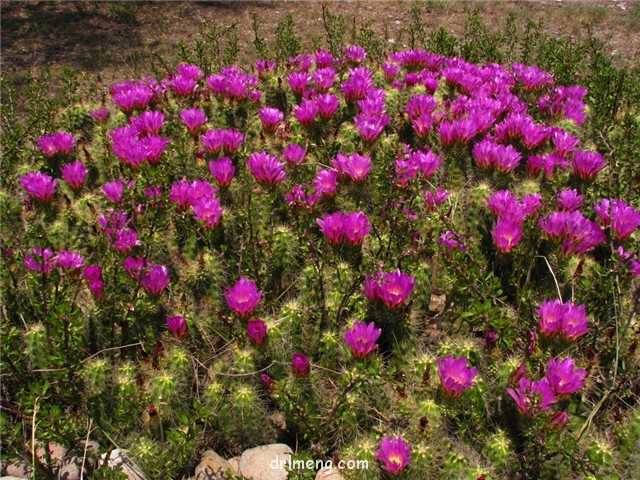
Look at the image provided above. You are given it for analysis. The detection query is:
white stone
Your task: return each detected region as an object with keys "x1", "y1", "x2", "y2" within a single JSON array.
[
  {"x1": 194, "y1": 450, "x2": 234, "y2": 479},
  {"x1": 239, "y1": 444, "x2": 293, "y2": 480},
  {"x1": 315, "y1": 466, "x2": 346, "y2": 480},
  {"x1": 99, "y1": 449, "x2": 148, "y2": 480}
]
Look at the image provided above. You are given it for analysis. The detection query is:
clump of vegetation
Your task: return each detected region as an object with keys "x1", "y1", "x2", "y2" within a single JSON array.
[{"x1": 1, "y1": 4, "x2": 638, "y2": 479}]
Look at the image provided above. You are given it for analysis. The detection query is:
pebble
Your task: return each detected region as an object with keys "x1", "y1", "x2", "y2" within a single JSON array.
[
  {"x1": 194, "y1": 450, "x2": 234, "y2": 479},
  {"x1": 315, "y1": 467, "x2": 346, "y2": 480},
  {"x1": 100, "y1": 449, "x2": 149, "y2": 480},
  {"x1": 239, "y1": 444, "x2": 293, "y2": 480}
]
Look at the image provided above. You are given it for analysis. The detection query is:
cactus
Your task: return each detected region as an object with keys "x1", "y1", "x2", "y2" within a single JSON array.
[{"x1": 24, "y1": 323, "x2": 49, "y2": 370}]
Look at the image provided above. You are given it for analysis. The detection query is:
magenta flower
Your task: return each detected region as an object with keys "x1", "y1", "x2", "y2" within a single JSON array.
[
  {"x1": 61, "y1": 161, "x2": 88, "y2": 190},
  {"x1": 317, "y1": 212, "x2": 345, "y2": 245},
  {"x1": 186, "y1": 179, "x2": 217, "y2": 206},
  {"x1": 557, "y1": 189, "x2": 583, "y2": 211},
  {"x1": 146, "y1": 186, "x2": 161, "y2": 197},
  {"x1": 201, "y1": 129, "x2": 244, "y2": 154},
  {"x1": 287, "y1": 72, "x2": 310, "y2": 94},
  {"x1": 201, "y1": 129, "x2": 225, "y2": 154},
  {"x1": 537, "y1": 299, "x2": 565, "y2": 337},
  {"x1": 35, "y1": 132, "x2": 75, "y2": 157},
  {"x1": 20, "y1": 172, "x2": 57, "y2": 202},
  {"x1": 294, "y1": 100, "x2": 320, "y2": 127},
  {"x1": 611, "y1": 200, "x2": 640, "y2": 240},
  {"x1": 180, "y1": 108, "x2": 208, "y2": 134},
  {"x1": 549, "y1": 411, "x2": 570, "y2": 431},
  {"x1": 282, "y1": 144, "x2": 307, "y2": 167},
  {"x1": 24, "y1": 248, "x2": 55, "y2": 275},
  {"x1": 112, "y1": 229, "x2": 140, "y2": 253},
  {"x1": 561, "y1": 302, "x2": 589, "y2": 340},
  {"x1": 406, "y1": 94, "x2": 438, "y2": 119},
  {"x1": 192, "y1": 197, "x2": 223, "y2": 229},
  {"x1": 411, "y1": 114, "x2": 435, "y2": 138},
  {"x1": 246, "y1": 151, "x2": 287, "y2": 187},
  {"x1": 375, "y1": 435, "x2": 411, "y2": 476},
  {"x1": 167, "y1": 316, "x2": 188, "y2": 338},
  {"x1": 545, "y1": 357, "x2": 587, "y2": 396},
  {"x1": 354, "y1": 113, "x2": 389, "y2": 142},
  {"x1": 487, "y1": 190, "x2": 527, "y2": 224},
  {"x1": 209, "y1": 157, "x2": 235, "y2": 188},
  {"x1": 255, "y1": 59, "x2": 275, "y2": 77},
  {"x1": 341, "y1": 211, "x2": 372, "y2": 246},
  {"x1": 221, "y1": 129, "x2": 244, "y2": 153},
  {"x1": 507, "y1": 377, "x2": 558, "y2": 416},
  {"x1": 141, "y1": 135, "x2": 170, "y2": 164},
  {"x1": 424, "y1": 188, "x2": 450, "y2": 210},
  {"x1": 341, "y1": 67, "x2": 373, "y2": 102},
  {"x1": 344, "y1": 321, "x2": 381, "y2": 359},
  {"x1": 492, "y1": 220, "x2": 523, "y2": 252},
  {"x1": 551, "y1": 129, "x2": 580, "y2": 158},
  {"x1": 170, "y1": 75, "x2": 198, "y2": 96},
  {"x1": 141, "y1": 264, "x2": 170, "y2": 296},
  {"x1": 258, "y1": 107, "x2": 285, "y2": 132},
  {"x1": 382, "y1": 62, "x2": 401, "y2": 81},
  {"x1": 102, "y1": 180, "x2": 124, "y2": 203},
  {"x1": 225, "y1": 277, "x2": 263, "y2": 318},
  {"x1": 334, "y1": 153, "x2": 372, "y2": 182},
  {"x1": 175, "y1": 63, "x2": 203, "y2": 80},
  {"x1": 513, "y1": 63, "x2": 554, "y2": 90},
  {"x1": 260, "y1": 373, "x2": 276, "y2": 393},
  {"x1": 313, "y1": 169, "x2": 338, "y2": 197},
  {"x1": 572, "y1": 150, "x2": 606, "y2": 180},
  {"x1": 98, "y1": 209, "x2": 130, "y2": 235},
  {"x1": 292, "y1": 353, "x2": 310, "y2": 378},
  {"x1": 314, "y1": 49, "x2": 334, "y2": 68},
  {"x1": 91, "y1": 108, "x2": 110, "y2": 123},
  {"x1": 344, "y1": 45, "x2": 367, "y2": 64},
  {"x1": 436, "y1": 356, "x2": 478, "y2": 398},
  {"x1": 112, "y1": 84, "x2": 154, "y2": 112},
  {"x1": 312, "y1": 67, "x2": 336, "y2": 91},
  {"x1": 83, "y1": 265, "x2": 104, "y2": 298},
  {"x1": 247, "y1": 319, "x2": 268, "y2": 345},
  {"x1": 132, "y1": 111, "x2": 164, "y2": 135},
  {"x1": 124, "y1": 256, "x2": 149, "y2": 280},
  {"x1": 365, "y1": 270, "x2": 415, "y2": 309},
  {"x1": 409, "y1": 149, "x2": 441, "y2": 178},
  {"x1": 54, "y1": 250, "x2": 85, "y2": 271},
  {"x1": 315, "y1": 93, "x2": 340, "y2": 118}
]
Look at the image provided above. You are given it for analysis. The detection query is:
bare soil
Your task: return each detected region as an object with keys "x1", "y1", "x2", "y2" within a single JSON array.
[{"x1": 1, "y1": 0, "x2": 639, "y2": 87}]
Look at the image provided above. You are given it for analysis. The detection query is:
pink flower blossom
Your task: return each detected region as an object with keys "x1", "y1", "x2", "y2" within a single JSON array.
[
  {"x1": 167, "y1": 316, "x2": 188, "y2": 338},
  {"x1": 246, "y1": 151, "x2": 287, "y2": 187},
  {"x1": 20, "y1": 172, "x2": 57, "y2": 202},
  {"x1": 61, "y1": 161, "x2": 88, "y2": 190},
  {"x1": 375, "y1": 435, "x2": 411, "y2": 476},
  {"x1": 225, "y1": 277, "x2": 262, "y2": 318},
  {"x1": 292, "y1": 353, "x2": 310, "y2": 377},
  {"x1": 436, "y1": 356, "x2": 478, "y2": 398},
  {"x1": 247, "y1": 319, "x2": 268, "y2": 345}
]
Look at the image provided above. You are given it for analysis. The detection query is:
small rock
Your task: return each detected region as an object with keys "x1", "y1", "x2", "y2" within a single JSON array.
[
  {"x1": 36, "y1": 443, "x2": 67, "y2": 472},
  {"x1": 239, "y1": 444, "x2": 293, "y2": 480},
  {"x1": 228, "y1": 457, "x2": 241, "y2": 477},
  {"x1": 194, "y1": 450, "x2": 234, "y2": 479},
  {"x1": 315, "y1": 467, "x2": 346, "y2": 480},
  {"x1": 58, "y1": 440, "x2": 101, "y2": 480},
  {"x1": 57, "y1": 457, "x2": 82, "y2": 480},
  {"x1": 428, "y1": 294, "x2": 446, "y2": 314},
  {"x1": 4, "y1": 461, "x2": 31, "y2": 478},
  {"x1": 100, "y1": 449, "x2": 148, "y2": 480},
  {"x1": 267, "y1": 412, "x2": 287, "y2": 431}
]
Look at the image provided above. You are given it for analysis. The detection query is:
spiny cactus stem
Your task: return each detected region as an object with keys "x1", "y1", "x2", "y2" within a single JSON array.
[{"x1": 335, "y1": 274, "x2": 365, "y2": 325}]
